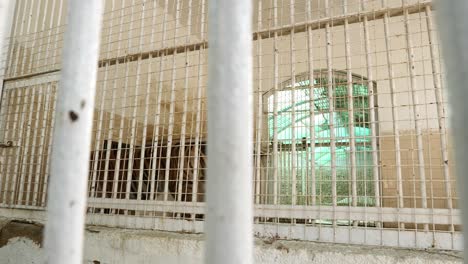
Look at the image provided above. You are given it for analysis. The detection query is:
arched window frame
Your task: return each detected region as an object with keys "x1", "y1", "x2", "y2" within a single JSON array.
[{"x1": 260, "y1": 69, "x2": 379, "y2": 207}]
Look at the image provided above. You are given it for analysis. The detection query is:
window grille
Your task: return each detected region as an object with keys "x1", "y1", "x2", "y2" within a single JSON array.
[{"x1": 0, "y1": 0, "x2": 462, "y2": 251}]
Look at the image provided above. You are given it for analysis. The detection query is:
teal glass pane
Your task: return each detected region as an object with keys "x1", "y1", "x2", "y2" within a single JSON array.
[{"x1": 267, "y1": 76, "x2": 375, "y2": 206}]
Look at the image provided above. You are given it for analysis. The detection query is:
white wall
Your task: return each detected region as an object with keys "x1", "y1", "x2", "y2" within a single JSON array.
[{"x1": 0, "y1": 221, "x2": 462, "y2": 264}]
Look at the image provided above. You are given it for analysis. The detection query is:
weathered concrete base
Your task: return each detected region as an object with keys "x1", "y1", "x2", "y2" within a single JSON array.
[{"x1": 0, "y1": 217, "x2": 462, "y2": 264}]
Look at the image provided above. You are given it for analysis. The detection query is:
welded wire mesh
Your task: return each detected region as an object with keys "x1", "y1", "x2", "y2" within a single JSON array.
[{"x1": 0, "y1": 0, "x2": 461, "y2": 250}]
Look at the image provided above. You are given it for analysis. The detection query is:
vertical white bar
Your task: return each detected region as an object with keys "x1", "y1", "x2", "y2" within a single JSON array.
[
  {"x1": 425, "y1": 6, "x2": 453, "y2": 230},
  {"x1": 206, "y1": 0, "x2": 253, "y2": 263},
  {"x1": 437, "y1": 0, "x2": 468, "y2": 256},
  {"x1": 90, "y1": 0, "x2": 117, "y2": 200},
  {"x1": 177, "y1": 0, "x2": 193, "y2": 203},
  {"x1": 135, "y1": 0, "x2": 150, "y2": 201},
  {"x1": 0, "y1": 0, "x2": 14, "y2": 202},
  {"x1": 42, "y1": 0, "x2": 58, "y2": 72},
  {"x1": 289, "y1": 0, "x2": 297, "y2": 207},
  {"x1": 0, "y1": 0, "x2": 13, "y2": 91},
  {"x1": 403, "y1": 2, "x2": 428, "y2": 231},
  {"x1": 31, "y1": 0, "x2": 49, "y2": 72},
  {"x1": 255, "y1": 0, "x2": 263, "y2": 206},
  {"x1": 26, "y1": 85, "x2": 44, "y2": 205},
  {"x1": 325, "y1": 0, "x2": 337, "y2": 223},
  {"x1": 138, "y1": 0, "x2": 158, "y2": 201},
  {"x1": 50, "y1": 0, "x2": 64, "y2": 69},
  {"x1": 4, "y1": 0, "x2": 21, "y2": 78},
  {"x1": 363, "y1": 6, "x2": 381, "y2": 225},
  {"x1": 343, "y1": 0, "x2": 357, "y2": 211},
  {"x1": 41, "y1": 84, "x2": 57, "y2": 206},
  {"x1": 104, "y1": 0, "x2": 126, "y2": 202},
  {"x1": 1, "y1": 88, "x2": 19, "y2": 204},
  {"x1": 20, "y1": 85, "x2": 38, "y2": 205},
  {"x1": 163, "y1": 0, "x2": 182, "y2": 203},
  {"x1": 44, "y1": 1, "x2": 104, "y2": 264},
  {"x1": 0, "y1": 89, "x2": 12, "y2": 203},
  {"x1": 306, "y1": 0, "x2": 316, "y2": 207},
  {"x1": 123, "y1": 0, "x2": 138, "y2": 202},
  {"x1": 113, "y1": 0, "x2": 135, "y2": 204},
  {"x1": 382, "y1": 9, "x2": 404, "y2": 227},
  {"x1": 89, "y1": 65, "x2": 109, "y2": 199},
  {"x1": 11, "y1": 0, "x2": 28, "y2": 76},
  {"x1": 33, "y1": 83, "x2": 51, "y2": 205},
  {"x1": 18, "y1": 0, "x2": 34, "y2": 76},
  {"x1": 25, "y1": 0, "x2": 42, "y2": 74},
  {"x1": 10, "y1": 87, "x2": 30, "y2": 204},
  {"x1": 272, "y1": 0, "x2": 279, "y2": 206},
  {"x1": 150, "y1": 0, "x2": 170, "y2": 201},
  {"x1": 190, "y1": 0, "x2": 206, "y2": 205}
]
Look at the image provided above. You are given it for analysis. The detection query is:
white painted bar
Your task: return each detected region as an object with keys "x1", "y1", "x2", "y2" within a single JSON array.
[
  {"x1": 149, "y1": 0, "x2": 170, "y2": 201},
  {"x1": 255, "y1": 0, "x2": 263, "y2": 206},
  {"x1": 343, "y1": 0, "x2": 357, "y2": 211},
  {"x1": 0, "y1": 207, "x2": 461, "y2": 251},
  {"x1": 41, "y1": 84, "x2": 57, "y2": 206},
  {"x1": 25, "y1": 0, "x2": 42, "y2": 74},
  {"x1": 25, "y1": 84, "x2": 43, "y2": 205},
  {"x1": 272, "y1": 0, "x2": 279, "y2": 206},
  {"x1": 39, "y1": 0, "x2": 55, "y2": 71},
  {"x1": 177, "y1": 0, "x2": 193, "y2": 204},
  {"x1": 89, "y1": 0, "x2": 117, "y2": 200},
  {"x1": 43, "y1": 1, "x2": 104, "y2": 264},
  {"x1": 31, "y1": 0, "x2": 49, "y2": 72},
  {"x1": 105, "y1": 0, "x2": 126, "y2": 203},
  {"x1": 18, "y1": 0, "x2": 34, "y2": 76},
  {"x1": 19, "y1": 86, "x2": 37, "y2": 204},
  {"x1": 0, "y1": 0, "x2": 13, "y2": 93},
  {"x1": 191, "y1": 0, "x2": 206, "y2": 205},
  {"x1": 86, "y1": 197, "x2": 461, "y2": 226},
  {"x1": 123, "y1": 0, "x2": 137, "y2": 203},
  {"x1": 136, "y1": 0, "x2": 151, "y2": 201},
  {"x1": 4, "y1": 0, "x2": 22, "y2": 78},
  {"x1": 403, "y1": 3, "x2": 428, "y2": 231},
  {"x1": 289, "y1": 0, "x2": 297, "y2": 207},
  {"x1": 33, "y1": 83, "x2": 51, "y2": 205},
  {"x1": 49, "y1": 0, "x2": 64, "y2": 69},
  {"x1": 425, "y1": 5, "x2": 453, "y2": 231},
  {"x1": 206, "y1": 0, "x2": 253, "y2": 263},
  {"x1": 0, "y1": 89, "x2": 12, "y2": 203},
  {"x1": 10, "y1": 87, "x2": 30, "y2": 204},
  {"x1": 436, "y1": 0, "x2": 468, "y2": 260},
  {"x1": 306, "y1": 0, "x2": 316, "y2": 207},
  {"x1": 163, "y1": 0, "x2": 181, "y2": 203},
  {"x1": 362, "y1": 3, "x2": 381, "y2": 220},
  {"x1": 11, "y1": 0, "x2": 29, "y2": 76},
  {"x1": 382, "y1": 10, "x2": 404, "y2": 227},
  {"x1": 325, "y1": 0, "x2": 337, "y2": 223}
]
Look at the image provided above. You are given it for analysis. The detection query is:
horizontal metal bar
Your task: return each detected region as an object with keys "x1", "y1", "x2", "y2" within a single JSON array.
[
  {"x1": 87, "y1": 198, "x2": 460, "y2": 226},
  {"x1": 255, "y1": 204, "x2": 461, "y2": 226},
  {"x1": 255, "y1": 223, "x2": 462, "y2": 251},
  {"x1": 268, "y1": 141, "x2": 374, "y2": 151},
  {"x1": 254, "y1": 2, "x2": 432, "y2": 40},
  {"x1": 2, "y1": 2, "x2": 432, "y2": 83},
  {"x1": 3, "y1": 71, "x2": 60, "y2": 88},
  {"x1": 3, "y1": 69, "x2": 61, "y2": 83},
  {"x1": 88, "y1": 197, "x2": 204, "y2": 215},
  {"x1": 0, "y1": 207, "x2": 461, "y2": 251}
]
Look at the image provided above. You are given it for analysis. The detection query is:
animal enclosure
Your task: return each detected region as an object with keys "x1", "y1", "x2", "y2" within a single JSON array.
[{"x1": 0, "y1": 0, "x2": 462, "y2": 250}]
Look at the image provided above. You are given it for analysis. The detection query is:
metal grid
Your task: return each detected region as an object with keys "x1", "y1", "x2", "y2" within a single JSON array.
[{"x1": 0, "y1": 0, "x2": 462, "y2": 250}]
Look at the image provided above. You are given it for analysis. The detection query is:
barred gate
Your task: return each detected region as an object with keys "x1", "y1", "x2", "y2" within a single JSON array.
[{"x1": 0, "y1": 0, "x2": 462, "y2": 250}]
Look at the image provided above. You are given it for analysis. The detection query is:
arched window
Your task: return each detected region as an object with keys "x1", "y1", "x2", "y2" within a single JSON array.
[{"x1": 265, "y1": 70, "x2": 377, "y2": 206}]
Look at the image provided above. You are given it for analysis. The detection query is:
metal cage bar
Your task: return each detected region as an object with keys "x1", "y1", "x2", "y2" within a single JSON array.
[{"x1": 43, "y1": 1, "x2": 104, "y2": 263}]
